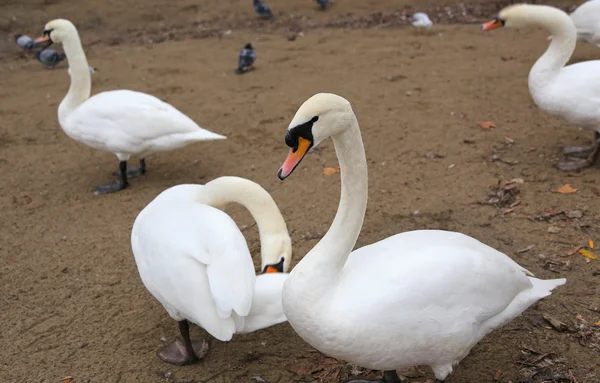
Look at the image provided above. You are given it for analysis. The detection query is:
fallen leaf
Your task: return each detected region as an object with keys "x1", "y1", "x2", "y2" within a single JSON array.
[
  {"x1": 589, "y1": 239, "x2": 594, "y2": 249},
  {"x1": 322, "y1": 166, "x2": 340, "y2": 176},
  {"x1": 576, "y1": 314, "x2": 587, "y2": 323},
  {"x1": 595, "y1": 320, "x2": 600, "y2": 326},
  {"x1": 504, "y1": 136, "x2": 514, "y2": 144},
  {"x1": 578, "y1": 248, "x2": 597, "y2": 260},
  {"x1": 63, "y1": 377, "x2": 73, "y2": 383},
  {"x1": 517, "y1": 245, "x2": 535, "y2": 254},
  {"x1": 568, "y1": 246, "x2": 582, "y2": 256},
  {"x1": 555, "y1": 184, "x2": 578, "y2": 194},
  {"x1": 543, "y1": 313, "x2": 569, "y2": 331},
  {"x1": 478, "y1": 121, "x2": 496, "y2": 130},
  {"x1": 493, "y1": 368, "x2": 503, "y2": 381}
]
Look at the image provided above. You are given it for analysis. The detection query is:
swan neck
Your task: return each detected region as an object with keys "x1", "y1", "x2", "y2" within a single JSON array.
[
  {"x1": 198, "y1": 177, "x2": 289, "y2": 264},
  {"x1": 58, "y1": 32, "x2": 91, "y2": 124},
  {"x1": 295, "y1": 113, "x2": 368, "y2": 278},
  {"x1": 529, "y1": 7, "x2": 576, "y2": 87}
]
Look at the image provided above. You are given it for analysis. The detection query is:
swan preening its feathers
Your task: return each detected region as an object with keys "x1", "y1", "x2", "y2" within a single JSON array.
[
  {"x1": 131, "y1": 176, "x2": 291, "y2": 365},
  {"x1": 483, "y1": 4, "x2": 600, "y2": 171},
  {"x1": 277, "y1": 93, "x2": 565, "y2": 382},
  {"x1": 35, "y1": 19, "x2": 226, "y2": 194}
]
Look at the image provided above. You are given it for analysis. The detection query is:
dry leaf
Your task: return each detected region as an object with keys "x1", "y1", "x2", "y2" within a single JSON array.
[
  {"x1": 578, "y1": 248, "x2": 597, "y2": 260},
  {"x1": 589, "y1": 239, "x2": 594, "y2": 249},
  {"x1": 322, "y1": 166, "x2": 340, "y2": 176},
  {"x1": 516, "y1": 245, "x2": 535, "y2": 254},
  {"x1": 555, "y1": 184, "x2": 578, "y2": 194},
  {"x1": 567, "y1": 246, "x2": 582, "y2": 256},
  {"x1": 595, "y1": 320, "x2": 600, "y2": 326},
  {"x1": 493, "y1": 368, "x2": 503, "y2": 381},
  {"x1": 63, "y1": 377, "x2": 73, "y2": 383},
  {"x1": 478, "y1": 121, "x2": 496, "y2": 129}
]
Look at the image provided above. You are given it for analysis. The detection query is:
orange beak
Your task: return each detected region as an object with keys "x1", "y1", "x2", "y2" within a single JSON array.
[
  {"x1": 265, "y1": 266, "x2": 279, "y2": 273},
  {"x1": 278, "y1": 136, "x2": 312, "y2": 180},
  {"x1": 34, "y1": 35, "x2": 50, "y2": 44},
  {"x1": 482, "y1": 19, "x2": 504, "y2": 31}
]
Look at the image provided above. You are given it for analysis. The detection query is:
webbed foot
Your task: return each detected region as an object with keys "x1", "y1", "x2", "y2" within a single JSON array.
[{"x1": 157, "y1": 338, "x2": 209, "y2": 366}]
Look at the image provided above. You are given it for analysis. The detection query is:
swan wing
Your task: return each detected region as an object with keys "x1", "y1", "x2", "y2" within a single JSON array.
[
  {"x1": 340, "y1": 230, "x2": 536, "y2": 324},
  {"x1": 66, "y1": 90, "x2": 225, "y2": 154},
  {"x1": 131, "y1": 185, "x2": 255, "y2": 341}
]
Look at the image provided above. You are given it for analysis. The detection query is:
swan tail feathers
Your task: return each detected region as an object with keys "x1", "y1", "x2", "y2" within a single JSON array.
[{"x1": 528, "y1": 277, "x2": 567, "y2": 299}]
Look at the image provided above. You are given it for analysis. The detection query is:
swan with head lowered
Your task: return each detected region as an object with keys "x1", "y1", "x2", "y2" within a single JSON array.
[
  {"x1": 276, "y1": 93, "x2": 566, "y2": 383},
  {"x1": 131, "y1": 176, "x2": 291, "y2": 365},
  {"x1": 34, "y1": 19, "x2": 226, "y2": 194},
  {"x1": 483, "y1": 4, "x2": 600, "y2": 171}
]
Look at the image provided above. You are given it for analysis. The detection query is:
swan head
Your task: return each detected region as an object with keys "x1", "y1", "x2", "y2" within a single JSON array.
[
  {"x1": 482, "y1": 4, "x2": 569, "y2": 31},
  {"x1": 34, "y1": 19, "x2": 77, "y2": 48},
  {"x1": 261, "y1": 232, "x2": 292, "y2": 274},
  {"x1": 278, "y1": 93, "x2": 352, "y2": 180}
]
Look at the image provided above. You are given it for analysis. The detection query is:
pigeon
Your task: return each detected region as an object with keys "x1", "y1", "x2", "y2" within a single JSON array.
[
  {"x1": 411, "y1": 12, "x2": 433, "y2": 29},
  {"x1": 253, "y1": 0, "x2": 272, "y2": 19},
  {"x1": 34, "y1": 49, "x2": 67, "y2": 68},
  {"x1": 14, "y1": 34, "x2": 34, "y2": 51},
  {"x1": 316, "y1": 0, "x2": 329, "y2": 10},
  {"x1": 236, "y1": 43, "x2": 256, "y2": 74}
]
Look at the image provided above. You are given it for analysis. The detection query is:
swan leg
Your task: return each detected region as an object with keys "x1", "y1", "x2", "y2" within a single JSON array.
[
  {"x1": 157, "y1": 320, "x2": 209, "y2": 366},
  {"x1": 343, "y1": 370, "x2": 402, "y2": 383},
  {"x1": 112, "y1": 158, "x2": 146, "y2": 179},
  {"x1": 94, "y1": 160, "x2": 128, "y2": 195},
  {"x1": 557, "y1": 132, "x2": 600, "y2": 171}
]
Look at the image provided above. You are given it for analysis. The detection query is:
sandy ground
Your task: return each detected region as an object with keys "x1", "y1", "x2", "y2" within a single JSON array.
[{"x1": 1, "y1": 0, "x2": 600, "y2": 382}]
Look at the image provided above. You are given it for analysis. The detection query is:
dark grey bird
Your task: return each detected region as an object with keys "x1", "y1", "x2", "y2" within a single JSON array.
[
  {"x1": 14, "y1": 34, "x2": 34, "y2": 51},
  {"x1": 253, "y1": 0, "x2": 272, "y2": 19},
  {"x1": 316, "y1": 0, "x2": 329, "y2": 10},
  {"x1": 34, "y1": 49, "x2": 67, "y2": 68},
  {"x1": 236, "y1": 43, "x2": 256, "y2": 74}
]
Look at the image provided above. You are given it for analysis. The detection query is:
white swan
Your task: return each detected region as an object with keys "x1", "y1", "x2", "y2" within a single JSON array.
[
  {"x1": 276, "y1": 93, "x2": 566, "y2": 383},
  {"x1": 570, "y1": 0, "x2": 600, "y2": 47},
  {"x1": 34, "y1": 19, "x2": 226, "y2": 194},
  {"x1": 482, "y1": 4, "x2": 600, "y2": 171},
  {"x1": 131, "y1": 176, "x2": 292, "y2": 365}
]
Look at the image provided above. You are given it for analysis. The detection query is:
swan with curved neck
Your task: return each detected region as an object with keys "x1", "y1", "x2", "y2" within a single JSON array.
[
  {"x1": 34, "y1": 19, "x2": 226, "y2": 194},
  {"x1": 131, "y1": 176, "x2": 291, "y2": 365},
  {"x1": 483, "y1": 4, "x2": 600, "y2": 171},
  {"x1": 277, "y1": 93, "x2": 566, "y2": 383}
]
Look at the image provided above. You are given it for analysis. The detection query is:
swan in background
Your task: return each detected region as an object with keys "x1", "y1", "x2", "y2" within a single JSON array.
[
  {"x1": 276, "y1": 93, "x2": 566, "y2": 383},
  {"x1": 411, "y1": 12, "x2": 433, "y2": 29},
  {"x1": 34, "y1": 19, "x2": 226, "y2": 194},
  {"x1": 570, "y1": 0, "x2": 600, "y2": 47},
  {"x1": 131, "y1": 176, "x2": 292, "y2": 365},
  {"x1": 482, "y1": 4, "x2": 600, "y2": 171}
]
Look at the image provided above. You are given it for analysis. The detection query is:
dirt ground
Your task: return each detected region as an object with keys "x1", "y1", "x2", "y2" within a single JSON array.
[{"x1": 2, "y1": 0, "x2": 600, "y2": 382}]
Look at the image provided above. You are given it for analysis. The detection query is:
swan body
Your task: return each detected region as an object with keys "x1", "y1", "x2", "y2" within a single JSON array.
[
  {"x1": 483, "y1": 4, "x2": 600, "y2": 171},
  {"x1": 277, "y1": 93, "x2": 566, "y2": 382},
  {"x1": 131, "y1": 177, "x2": 291, "y2": 364},
  {"x1": 35, "y1": 19, "x2": 225, "y2": 194},
  {"x1": 570, "y1": 0, "x2": 600, "y2": 47}
]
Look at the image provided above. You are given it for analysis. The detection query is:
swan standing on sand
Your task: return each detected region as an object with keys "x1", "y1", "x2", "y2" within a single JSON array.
[
  {"x1": 34, "y1": 19, "x2": 226, "y2": 194},
  {"x1": 131, "y1": 176, "x2": 291, "y2": 365},
  {"x1": 276, "y1": 93, "x2": 566, "y2": 383},
  {"x1": 570, "y1": 0, "x2": 600, "y2": 47},
  {"x1": 483, "y1": 4, "x2": 600, "y2": 171}
]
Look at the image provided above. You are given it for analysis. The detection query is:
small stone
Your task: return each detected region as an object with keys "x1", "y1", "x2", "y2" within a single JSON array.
[
  {"x1": 160, "y1": 336, "x2": 167, "y2": 342},
  {"x1": 547, "y1": 226, "x2": 561, "y2": 234},
  {"x1": 164, "y1": 371, "x2": 173, "y2": 379},
  {"x1": 566, "y1": 210, "x2": 583, "y2": 219}
]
